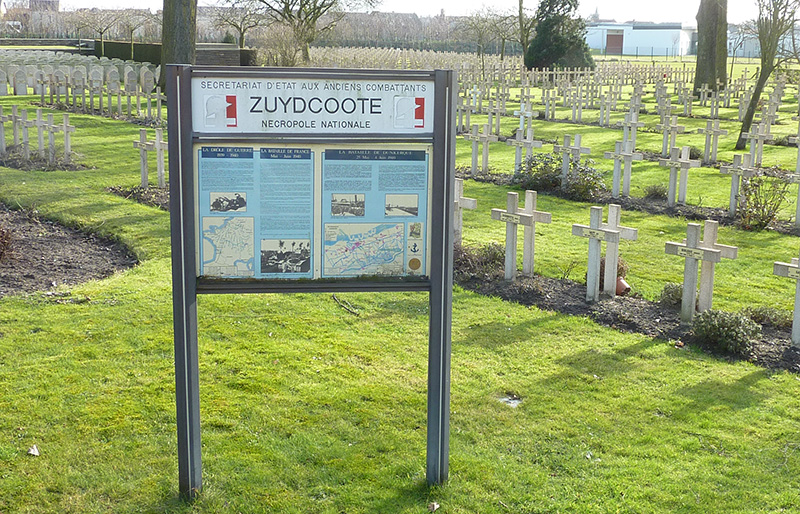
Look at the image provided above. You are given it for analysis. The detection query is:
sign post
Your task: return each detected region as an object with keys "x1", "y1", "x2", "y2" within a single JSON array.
[{"x1": 167, "y1": 65, "x2": 456, "y2": 498}]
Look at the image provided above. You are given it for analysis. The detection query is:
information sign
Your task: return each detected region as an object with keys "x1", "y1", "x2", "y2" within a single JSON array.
[{"x1": 168, "y1": 66, "x2": 455, "y2": 500}]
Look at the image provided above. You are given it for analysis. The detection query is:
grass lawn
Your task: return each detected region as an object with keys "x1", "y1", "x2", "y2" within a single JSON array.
[{"x1": 1, "y1": 72, "x2": 800, "y2": 514}]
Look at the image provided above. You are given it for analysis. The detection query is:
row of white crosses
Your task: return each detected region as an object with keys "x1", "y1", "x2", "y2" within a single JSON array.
[
  {"x1": 471, "y1": 181, "x2": 800, "y2": 347},
  {"x1": 0, "y1": 105, "x2": 75, "y2": 165}
]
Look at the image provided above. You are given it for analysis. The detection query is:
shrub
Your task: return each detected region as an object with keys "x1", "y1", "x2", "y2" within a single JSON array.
[
  {"x1": 689, "y1": 146, "x2": 703, "y2": 160},
  {"x1": 659, "y1": 282, "x2": 683, "y2": 305},
  {"x1": 453, "y1": 241, "x2": 505, "y2": 278},
  {"x1": 737, "y1": 175, "x2": 790, "y2": 230},
  {"x1": 513, "y1": 153, "x2": 606, "y2": 201},
  {"x1": 741, "y1": 306, "x2": 793, "y2": 328},
  {"x1": 513, "y1": 152, "x2": 561, "y2": 191},
  {"x1": 692, "y1": 309, "x2": 761, "y2": 357},
  {"x1": 644, "y1": 183, "x2": 668, "y2": 200}
]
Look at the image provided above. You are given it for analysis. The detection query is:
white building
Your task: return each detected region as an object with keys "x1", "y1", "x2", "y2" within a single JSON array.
[{"x1": 586, "y1": 21, "x2": 697, "y2": 57}]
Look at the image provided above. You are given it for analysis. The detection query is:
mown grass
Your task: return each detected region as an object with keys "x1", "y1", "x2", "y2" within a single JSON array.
[{"x1": 1, "y1": 80, "x2": 800, "y2": 513}]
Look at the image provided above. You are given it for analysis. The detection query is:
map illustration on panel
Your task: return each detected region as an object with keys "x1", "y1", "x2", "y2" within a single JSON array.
[
  {"x1": 202, "y1": 217, "x2": 255, "y2": 277},
  {"x1": 323, "y1": 223, "x2": 405, "y2": 276}
]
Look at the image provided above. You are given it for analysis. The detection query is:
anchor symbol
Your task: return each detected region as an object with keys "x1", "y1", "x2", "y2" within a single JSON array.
[{"x1": 410, "y1": 243, "x2": 419, "y2": 253}]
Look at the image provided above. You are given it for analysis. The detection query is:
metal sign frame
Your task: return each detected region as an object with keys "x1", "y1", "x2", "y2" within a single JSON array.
[{"x1": 167, "y1": 65, "x2": 455, "y2": 499}]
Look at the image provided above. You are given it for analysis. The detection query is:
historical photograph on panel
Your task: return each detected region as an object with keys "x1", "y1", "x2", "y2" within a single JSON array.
[
  {"x1": 260, "y1": 239, "x2": 311, "y2": 273},
  {"x1": 385, "y1": 194, "x2": 419, "y2": 217},
  {"x1": 210, "y1": 192, "x2": 247, "y2": 212},
  {"x1": 331, "y1": 193, "x2": 365, "y2": 217}
]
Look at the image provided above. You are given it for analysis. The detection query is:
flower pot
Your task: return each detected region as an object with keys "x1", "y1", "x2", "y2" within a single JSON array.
[{"x1": 616, "y1": 276, "x2": 631, "y2": 296}]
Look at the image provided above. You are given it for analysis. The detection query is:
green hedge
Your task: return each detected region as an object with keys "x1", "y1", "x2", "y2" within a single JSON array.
[{"x1": 95, "y1": 40, "x2": 162, "y2": 64}]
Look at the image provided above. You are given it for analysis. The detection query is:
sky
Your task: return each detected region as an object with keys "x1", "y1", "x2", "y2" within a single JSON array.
[{"x1": 58, "y1": 0, "x2": 759, "y2": 25}]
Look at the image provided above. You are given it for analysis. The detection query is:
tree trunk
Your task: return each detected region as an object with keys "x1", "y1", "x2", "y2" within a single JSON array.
[
  {"x1": 160, "y1": 0, "x2": 197, "y2": 89},
  {"x1": 735, "y1": 68, "x2": 771, "y2": 149},
  {"x1": 693, "y1": 0, "x2": 727, "y2": 94}
]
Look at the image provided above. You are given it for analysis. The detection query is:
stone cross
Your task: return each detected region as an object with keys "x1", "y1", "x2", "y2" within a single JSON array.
[
  {"x1": 773, "y1": 248, "x2": 800, "y2": 347},
  {"x1": 10, "y1": 105, "x2": 21, "y2": 146},
  {"x1": 605, "y1": 140, "x2": 642, "y2": 198},
  {"x1": 572, "y1": 206, "x2": 621, "y2": 302},
  {"x1": 20, "y1": 109, "x2": 32, "y2": 160},
  {"x1": 462, "y1": 124, "x2": 480, "y2": 175},
  {"x1": 665, "y1": 223, "x2": 721, "y2": 323},
  {"x1": 658, "y1": 146, "x2": 700, "y2": 207},
  {"x1": 31, "y1": 109, "x2": 47, "y2": 160},
  {"x1": 698, "y1": 83, "x2": 712, "y2": 106},
  {"x1": 153, "y1": 128, "x2": 168, "y2": 188},
  {"x1": 543, "y1": 90, "x2": 557, "y2": 120},
  {"x1": 746, "y1": 122, "x2": 773, "y2": 167},
  {"x1": 698, "y1": 119, "x2": 728, "y2": 164},
  {"x1": 133, "y1": 128, "x2": 156, "y2": 188},
  {"x1": 691, "y1": 220, "x2": 737, "y2": 312},
  {"x1": 657, "y1": 115, "x2": 685, "y2": 158},
  {"x1": 491, "y1": 192, "x2": 549, "y2": 281},
  {"x1": 0, "y1": 106, "x2": 8, "y2": 155},
  {"x1": 514, "y1": 102, "x2": 536, "y2": 134},
  {"x1": 506, "y1": 128, "x2": 542, "y2": 170},
  {"x1": 519, "y1": 190, "x2": 552, "y2": 277},
  {"x1": 720, "y1": 154, "x2": 758, "y2": 216},
  {"x1": 618, "y1": 112, "x2": 644, "y2": 148},
  {"x1": 599, "y1": 204, "x2": 637, "y2": 298},
  {"x1": 45, "y1": 113, "x2": 58, "y2": 164},
  {"x1": 60, "y1": 114, "x2": 76, "y2": 163},
  {"x1": 598, "y1": 93, "x2": 613, "y2": 127},
  {"x1": 453, "y1": 178, "x2": 476, "y2": 246},
  {"x1": 553, "y1": 134, "x2": 591, "y2": 190}
]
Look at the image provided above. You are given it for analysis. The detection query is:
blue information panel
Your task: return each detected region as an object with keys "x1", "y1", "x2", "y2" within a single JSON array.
[
  {"x1": 195, "y1": 144, "x2": 430, "y2": 280},
  {"x1": 321, "y1": 149, "x2": 428, "y2": 278},
  {"x1": 197, "y1": 146, "x2": 315, "y2": 279}
]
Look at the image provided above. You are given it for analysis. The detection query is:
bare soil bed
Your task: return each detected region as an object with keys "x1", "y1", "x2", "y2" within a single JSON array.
[{"x1": 0, "y1": 203, "x2": 137, "y2": 297}]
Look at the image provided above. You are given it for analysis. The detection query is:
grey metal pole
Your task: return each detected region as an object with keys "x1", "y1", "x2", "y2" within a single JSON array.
[
  {"x1": 426, "y1": 69, "x2": 456, "y2": 486},
  {"x1": 167, "y1": 64, "x2": 203, "y2": 500}
]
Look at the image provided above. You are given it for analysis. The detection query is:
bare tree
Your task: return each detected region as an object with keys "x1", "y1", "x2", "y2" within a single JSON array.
[
  {"x1": 490, "y1": 9, "x2": 518, "y2": 60},
  {"x1": 117, "y1": 9, "x2": 150, "y2": 60},
  {"x1": 71, "y1": 8, "x2": 125, "y2": 57},
  {"x1": 517, "y1": 0, "x2": 536, "y2": 55},
  {"x1": 735, "y1": 0, "x2": 799, "y2": 149},
  {"x1": 212, "y1": 0, "x2": 268, "y2": 48},
  {"x1": 460, "y1": 8, "x2": 497, "y2": 80},
  {"x1": 253, "y1": 0, "x2": 377, "y2": 63}
]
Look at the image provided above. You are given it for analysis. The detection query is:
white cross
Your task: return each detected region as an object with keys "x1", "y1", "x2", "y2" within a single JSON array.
[
  {"x1": 506, "y1": 128, "x2": 542, "y2": 170},
  {"x1": 698, "y1": 119, "x2": 729, "y2": 164},
  {"x1": 491, "y1": 192, "x2": 548, "y2": 281},
  {"x1": 658, "y1": 146, "x2": 700, "y2": 207},
  {"x1": 773, "y1": 247, "x2": 800, "y2": 347},
  {"x1": 133, "y1": 128, "x2": 156, "y2": 188},
  {"x1": 746, "y1": 122, "x2": 773, "y2": 167},
  {"x1": 600, "y1": 204, "x2": 637, "y2": 298},
  {"x1": 572, "y1": 206, "x2": 621, "y2": 302},
  {"x1": 604, "y1": 140, "x2": 642, "y2": 198},
  {"x1": 520, "y1": 190, "x2": 552, "y2": 277},
  {"x1": 692, "y1": 220, "x2": 737, "y2": 313},
  {"x1": 720, "y1": 154, "x2": 758, "y2": 216},
  {"x1": 553, "y1": 134, "x2": 591, "y2": 191},
  {"x1": 453, "y1": 178, "x2": 476, "y2": 246},
  {"x1": 0, "y1": 106, "x2": 8, "y2": 155},
  {"x1": 665, "y1": 223, "x2": 721, "y2": 323},
  {"x1": 154, "y1": 127, "x2": 168, "y2": 188},
  {"x1": 656, "y1": 115, "x2": 685, "y2": 158}
]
